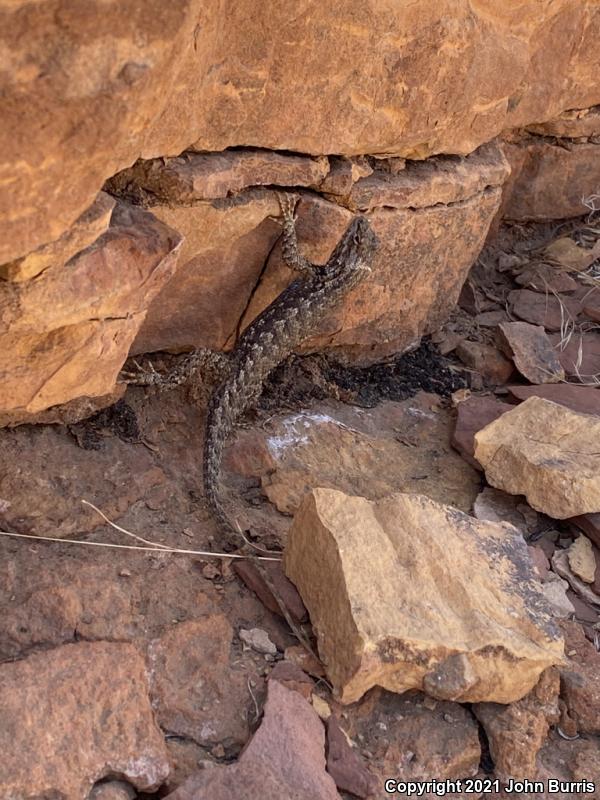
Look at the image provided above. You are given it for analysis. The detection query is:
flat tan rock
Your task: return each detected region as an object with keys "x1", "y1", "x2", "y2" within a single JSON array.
[
  {"x1": 567, "y1": 536, "x2": 597, "y2": 584},
  {"x1": 474, "y1": 397, "x2": 600, "y2": 519},
  {"x1": 0, "y1": 641, "x2": 169, "y2": 799},
  {"x1": 497, "y1": 321, "x2": 564, "y2": 384},
  {"x1": 284, "y1": 488, "x2": 564, "y2": 705}
]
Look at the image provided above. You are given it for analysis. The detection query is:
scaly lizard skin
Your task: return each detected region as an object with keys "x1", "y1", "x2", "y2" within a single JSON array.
[
  {"x1": 123, "y1": 195, "x2": 378, "y2": 547},
  {"x1": 203, "y1": 196, "x2": 378, "y2": 546}
]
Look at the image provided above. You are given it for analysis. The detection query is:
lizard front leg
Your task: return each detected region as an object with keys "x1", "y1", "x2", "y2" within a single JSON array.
[{"x1": 278, "y1": 193, "x2": 314, "y2": 275}]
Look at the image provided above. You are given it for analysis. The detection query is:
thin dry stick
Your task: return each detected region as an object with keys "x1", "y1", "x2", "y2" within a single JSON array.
[
  {"x1": 81, "y1": 499, "x2": 171, "y2": 549},
  {"x1": 0, "y1": 529, "x2": 281, "y2": 561}
]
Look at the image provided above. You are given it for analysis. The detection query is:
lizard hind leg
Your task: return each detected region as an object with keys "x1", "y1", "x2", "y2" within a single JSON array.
[
  {"x1": 120, "y1": 347, "x2": 230, "y2": 391},
  {"x1": 277, "y1": 192, "x2": 314, "y2": 275}
]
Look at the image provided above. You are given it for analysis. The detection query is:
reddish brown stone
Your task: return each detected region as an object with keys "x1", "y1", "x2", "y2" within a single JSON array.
[
  {"x1": 473, "y1": 668, "x2": 560, "y2": 781},
  {"x1": 451, "y1": 396, "x2": 512, "y2": 470},
  {"x1": 508, "y1": 289, "x2": 582, "y2": 332},
  {"x1": 0, "y1": 641, "x2": 169, "y2": 799},
  {"x1": 529, "y1": 545, "x2": 551, "y2": 581},
  {"x1": 560, "y1": 621, "x2": 600, "y2": 735},
  {"x1": 326, "y1": 716, "x2": 379, "y2": 798},
  {"x1": 507, "y1": 384, "x2": 600, "y2": 417},
  {"x1": 455, "y1": 340, "x2": 514, "y2": 384},
  {"x1": 147, "y1": 616, "x2": 256, "y2": 746},
  {"x1": 570, "y1": 513, "x2": 600, "y2": 549},
  {"x1": 514, "y1": 264, "x2": 578, "y2": 294},
  {"x1": 497, "y1": 321, "x2": 564, "y2": 384},
  {"x1": 233, "y1": 561, "x2": 307, "y2": 624},
  {"x1": 550, "y1": 332, "x2": 600, "y2": 380},
  {"x1": 164, "y1": 681, "x2": 339, "y2": 800},
  {"x1": 268, "y1": 661, "x2": 314, "y2": 701}
]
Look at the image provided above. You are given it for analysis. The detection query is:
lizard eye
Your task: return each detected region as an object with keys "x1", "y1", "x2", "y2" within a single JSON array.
[{"x1": 353, "y1": 233, "x2": 361, "y2": 245}]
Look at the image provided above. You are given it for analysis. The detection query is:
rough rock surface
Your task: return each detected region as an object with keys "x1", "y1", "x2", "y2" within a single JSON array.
[
  {"x1": 326, "y1": 716, "x2": 379, "y2": 798},
  {"x1": 147, "y1": 616, "x2": 256, "y2": 747},
  {"x1": 0, "y1": 641, "x2": 169, "y2": 799},
  {"x1": 497, "y1": 321, "x2": 564, "y2": 384},
  {"x1": 165, "y1": 681, "x2": 340, "y2": 800},
  {"x1": 567, "y1": 536, "x2": 597, "y2": 584},
  {"x1": 507, "y1": 384, "x2": 600, "y2": 417},
  {"x1": 451, "y1": 395, "x2": 512, "y2": 470},
  {"x1": 501, "y1": 135, "x2": 600, "y2": 220},
  {"x1": 473, "y1": 668, "x2": 560, "y2": 781},
  {"x1": 284, "y1": 488, "x2": 564, "y2": 705},
  {"x1": 559, "y1": 622, "x2": 600, "y2": 736},
  {"x1": 455, "y1": 340, "x2": 514, "y2": 384},
  {"x1": 0, "y1": 202, "x2": 182, "y2": 425},
  {"x1": 3, "y1": 1, "x2": 600, "y2": 264},
  {"x1": 474, "y1": 397, "x2": 600, "y2": 519}
]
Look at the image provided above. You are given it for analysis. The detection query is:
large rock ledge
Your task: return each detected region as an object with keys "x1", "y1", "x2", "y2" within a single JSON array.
[{"x1": 2, "y1": 0, "x2": 600, "y2": 264}]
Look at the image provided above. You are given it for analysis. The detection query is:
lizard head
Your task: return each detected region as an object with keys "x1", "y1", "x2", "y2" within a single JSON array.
[{"x1": 327, "y1": 215, "x2": 379, "y2": 277}]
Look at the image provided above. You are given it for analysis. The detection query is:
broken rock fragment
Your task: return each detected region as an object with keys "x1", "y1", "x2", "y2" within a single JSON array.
[
  {"x1": 0, "y1": 641, "x2": 169, "y2": 799},
  {"x1": 284, "y1": 488, "x2": 563, "y2": 705},
  {"x1": 165, "y1": 681, "x2": 339, "y2": 800},
  {"x1": 497, "y1": 321, "x2": 564, "y2": 384},
  {"x1": 475, "y1": 397, "x2": 600, "y2": 519}
]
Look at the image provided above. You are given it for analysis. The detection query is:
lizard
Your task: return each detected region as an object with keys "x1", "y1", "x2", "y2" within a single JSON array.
[{"x1": 122, "y1": 194, "x2": 378, "y2": 643}]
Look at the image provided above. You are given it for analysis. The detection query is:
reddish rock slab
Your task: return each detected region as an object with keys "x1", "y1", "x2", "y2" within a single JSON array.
[
  {"x1": 497, "y1": 321, "x2": 564, "y2": 384},
  {"x1": 268, "y1": 661, "x2": 314, "y2": 701},
  {"x1": 473, "y1": 668, "x2": 560, "y2": 781},
  {"x1": 110, "y1": 149, "x2": 329, "y2": 202},
  {"x1": 508, "y1": 289, "x2": 582, "y2": 332},
  {"x1": 507, "y1": 383, "x2": 600, "y2": 417},
  {"x1": 527, "y1": 106, "x2": 600, "y2": 138},
  {"x1": 514, "y1": 264, "x2": 578, "y2": 294},
  {"x1": 455, "y1": 340, "x2": 514, "y2": 385},
  {"x1": 147, "y1": 616, "x2": 256, "y2": 747},
  {"x1": 164, "y1": 681, "x2": 339, "y2": 800},
  {"x1": 451, "y1": 395, "x2": 513, "y2": 470},
  {"x1": 559, "y1": 621, "x2": 600, "y2": 735},
  {"x1": 550, "y1": 332, "x2": 600, "y2": 381},
  {"x1": 0, "y1": 641, "x2": 169, "y2": 799},
  {"x1": 233, "y1": 560, "x2": 307, "y2": 624},
  {"x1": 571, "y1": 513, "x2": 600, "y2": 549},
  {"x1": 501, "y1": 137, "x2": 600, "y2": 221},
  {"x1": 326, "y1": 716, "x2": 379, "y2": 798},
  {"x1": 529, "y1": 546, "x2": 551, "y2": 581}
]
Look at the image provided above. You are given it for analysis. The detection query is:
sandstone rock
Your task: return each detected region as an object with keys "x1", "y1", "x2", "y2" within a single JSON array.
[
  {"x1": 268, "y1": 661, "x2": 314, "y2": 701},
  {"x1": 239, "y1": 627, "x2": 278, "y2": 656},
  {"x1": 544, "y1": 237, "x2": 600, "y2": 272},
  {"x1": 501, "y1": 137, "x2": 600, "y2": 220},
  {"x1": 147, "y1": 616, "x2": 255, "y2": 747},
  {"x1": 552, "y1": 549, "x2": 600, "y2": 609},
  {"x1": 238, "y1": 398, "x2": 479, "y2": 516},
  {"x1": 550, "y1": 332, "x2": 600, "y2": 380},
  {"x1": 233, "y1": 561, "x2": 307, "y2": 623},
  {"x1": 568, "y1": 536, "x2": 597, "y2": 584},
  {"x1": 89, "y1": 781, "x2": 137, "y2": 800},
  {"x1": 110, "y1": 150, "x2": 329, "y2": 202},
  {"x1": 508, "y1": 289, "x2": 582, "y2": 332},
  {"x1": 319, "y1": 156, "x2": 373, "y2": 196},
  {"x1": 0, "y1": 191, "x2": 115, "y2": 282},
  {"x1": 326, "y1": 716, "x2": 379, "y2": 798},
  {"x1": 529, "y1": 546, "x2": 551, "y2": 581},
  {"x1": 497, "y1": 321, "x2": 564, "y2": 384},
  {"x1": 5, "y1": 1, "x2": 600, "y2": 264},
  {"x1": 455, "y1": 340, "x2": 514, "y2": 384},
  {"x1": 284, "y1": 645, "x2": 326, "y2": 679},
  {"x1": 473, "y1": 486, "x2": 528, "y2": 531},
  {"x1": 475, "y1": 397, "x2": 600, "y2": 519},
  {"x1": 473, "y1": 667, "x2": 560, "y2": 781},
  {"x1": 507, "y1": 384, "x2": 600, "y2": 417},
  {"x1": 284, "y1": 488, "x2": 563, "y2": 705},
  {"x1": 571, "y1": 513, "x2": 600, "y2": 549},
  {"x1": 239, "y1": 181, "x2": 503, "y2": 363},
  {"x1": 540, "y1": 574, "x2": 576, "y2": 619},
  {"x1": 339, "y1": 142, "x2": 508, "y2": 212},
  {"x1": 132, "y1": 192, "x2": 280, "y2": 353},
  {"x1": 164, "y1": 681, "x2": 339, "y2": 800},
  {"x1": 451, "y1": 395, "x2": 512, "y2": 470},
  {"x1": 0, "y1": 641, "x2": 169, "y2": 798},
  {"x1": 527, "y1": 106, "x2": 600, "y2": 138},
  {"x1": 514, "y1": 264, "x2": 578, "y2": 294},
  {"x1": 560, "y1": 621, "x2": 600, "y2": 735},
  {"x1": 0, "y1": 202, "x2": 182, "y2": 424}
]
